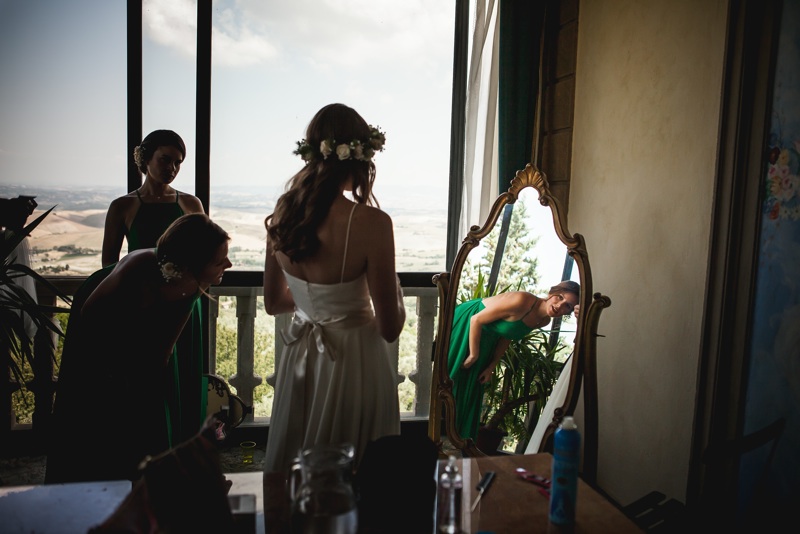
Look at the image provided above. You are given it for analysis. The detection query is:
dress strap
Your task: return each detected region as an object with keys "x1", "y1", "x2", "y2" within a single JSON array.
[
  {"x1": 520, "y1": 296, "x2": 538, "y2": 320},
  {"x1": 340, "y1": 203, "x2": 358, "y2": 283},
  {"x1": 135, "y1": 190, "x2": 144, "y2": 203},
  {"x1": 174, "y1": 190, "x2": 180, "y2": 204}
]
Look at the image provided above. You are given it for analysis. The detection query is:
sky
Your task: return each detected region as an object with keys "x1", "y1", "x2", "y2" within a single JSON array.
[{"x1": 0, "y1": 0, "x2": 455, "y2": 202}]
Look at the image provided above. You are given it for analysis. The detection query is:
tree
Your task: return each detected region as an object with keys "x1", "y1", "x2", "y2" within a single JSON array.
[{"x1": 459, "y1": 200, "x2": 540, "y2": 299}]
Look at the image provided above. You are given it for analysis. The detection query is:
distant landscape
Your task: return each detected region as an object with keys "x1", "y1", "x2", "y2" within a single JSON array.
[
  {"x1": 1, "y1": 184, "x2": 448, "y2": 276},
  {"x1": 2, "y1": 183, "x2": 445, "y2": 418}
]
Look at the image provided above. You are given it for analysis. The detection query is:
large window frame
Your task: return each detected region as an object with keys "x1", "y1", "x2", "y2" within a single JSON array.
[{"x1": 126, "y1": 0, "x2": 467, "y2": 266}]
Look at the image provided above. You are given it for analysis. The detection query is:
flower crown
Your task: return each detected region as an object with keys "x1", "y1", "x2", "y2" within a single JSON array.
[{"x1": 293, "y1": 126, "x2": 386, "y2": 163}]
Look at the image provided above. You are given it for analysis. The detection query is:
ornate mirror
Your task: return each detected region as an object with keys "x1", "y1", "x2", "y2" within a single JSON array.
[{"x1": 428, "y1": 164, "x2": 610, "y2": 484}]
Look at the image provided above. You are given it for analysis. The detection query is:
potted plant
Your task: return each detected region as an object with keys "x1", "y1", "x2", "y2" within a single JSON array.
[
  {"x1": 1, "y1": 198, "x2": 70, "y2": 426},
  {"x1": 456, "y1": 271, "x2": 570, "y2": 453},
  {"x1": 477, "y1": 327, "x2": 567, "y2": 453}
]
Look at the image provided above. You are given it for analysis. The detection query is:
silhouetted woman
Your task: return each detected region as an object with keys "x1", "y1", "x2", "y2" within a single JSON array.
[{"x1": 46, "y1": 213, "x2": 231, "y2": 483}]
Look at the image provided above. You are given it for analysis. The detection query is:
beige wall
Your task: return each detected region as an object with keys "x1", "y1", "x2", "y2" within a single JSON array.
[{"x1": 569, "y1": 0, "x2": 728, "y2": 505}]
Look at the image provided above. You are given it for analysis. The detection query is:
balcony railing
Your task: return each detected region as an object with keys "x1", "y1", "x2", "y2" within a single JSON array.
[{"x1": 4, "y1": 272, "x2": 439, "y2": 438}]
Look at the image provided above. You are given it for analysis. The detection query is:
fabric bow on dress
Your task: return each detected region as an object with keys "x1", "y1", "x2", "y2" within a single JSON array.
[{"x1": 281, "y1": 308, "x2": 347, "y2": 361}]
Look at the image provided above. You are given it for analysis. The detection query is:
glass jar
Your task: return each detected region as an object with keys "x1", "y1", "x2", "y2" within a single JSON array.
[{"x1": 289, "y1": 443, "x2": 357, "y2": 534}]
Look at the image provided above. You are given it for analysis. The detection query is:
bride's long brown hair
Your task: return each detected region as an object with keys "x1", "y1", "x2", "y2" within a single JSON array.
[{"x1": 265, "y1": 103, "x2": 379, "y2": 262}]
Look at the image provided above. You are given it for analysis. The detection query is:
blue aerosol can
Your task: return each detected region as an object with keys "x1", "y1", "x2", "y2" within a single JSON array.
[{"x1": 549, "y1": 416, "x2": 580, "y2": 525}]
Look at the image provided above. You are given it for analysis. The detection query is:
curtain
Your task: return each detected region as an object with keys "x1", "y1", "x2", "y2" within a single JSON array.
[
  {"x1": 462, "y1": 0, "x2": 544, "y2": 291},
  {"x1": 460, "y1": 0, "x2": 544, "y2": 238},
  {"x1": 460, "y1": 0, "x2": 500, "y2": 241},
  {"x1": 498, "y1": 0, "x2": 544, "y2": 190}
]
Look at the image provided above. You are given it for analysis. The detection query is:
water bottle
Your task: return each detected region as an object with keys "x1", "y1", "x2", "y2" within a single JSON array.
[
  {"x1": 549, "y1": 416, "x2": 580, "y2": 525},
  {"x1": 437, "y1": 455, "x2": 463, "y2": 534}
]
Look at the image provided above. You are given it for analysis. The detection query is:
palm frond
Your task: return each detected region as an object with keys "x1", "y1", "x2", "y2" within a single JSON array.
[{"x1": 2, "y1": 205, "x2": 71, "y2": 393}]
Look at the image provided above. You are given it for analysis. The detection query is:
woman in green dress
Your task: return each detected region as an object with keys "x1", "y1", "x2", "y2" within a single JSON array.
[
  {"x1": 46, "y1": 213, "x2": 231, "y2": 483},
  {"x1": 447, "y1": 281, "x2": 580, "y2": 440},
  {"x1": 101, "y1": 130, "x2": 207, "y2": 444}
]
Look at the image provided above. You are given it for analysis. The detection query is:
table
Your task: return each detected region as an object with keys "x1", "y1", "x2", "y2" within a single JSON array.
[
  {"x1": 259, "y1": 453, "x2": 642, "y2": 533},
  {"x1": 0, "y1": 475, "x2": 262, "y2": 534},
  {"x1": 0, "y1": 479, "x2": 132, "y2": 534},
  {"x1": 0, "y1": 455, "x2": 641, "y2": 533},
  {"x1": 454, "y1": 453, "x2": 643, "y2": 533}
]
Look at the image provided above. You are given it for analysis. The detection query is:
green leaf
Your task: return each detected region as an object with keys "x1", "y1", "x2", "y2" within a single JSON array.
[{"x1": 2, "y1": 205, "x2": 71, "y2": 395}]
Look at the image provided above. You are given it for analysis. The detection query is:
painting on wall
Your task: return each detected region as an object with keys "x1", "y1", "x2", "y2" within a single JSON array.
[{"x1": 745, "y1": 0, "x2": 800, "y2": 511}]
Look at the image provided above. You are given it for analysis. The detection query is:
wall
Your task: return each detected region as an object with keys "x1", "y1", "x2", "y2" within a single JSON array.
[{"x1": 568, "y1": 0, "x2": 729, "y2": 504}]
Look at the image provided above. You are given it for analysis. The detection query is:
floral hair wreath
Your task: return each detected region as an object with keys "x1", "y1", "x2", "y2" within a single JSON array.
[
  {"x1": 159, "y1": 258, "x2": 183, "y2": 282},
  {"x1": 133, "y1": 145, "x2": 146, "y2": 169},
  {"x1": 293, "y1": 126, "x2": 386, "y2": 163}
]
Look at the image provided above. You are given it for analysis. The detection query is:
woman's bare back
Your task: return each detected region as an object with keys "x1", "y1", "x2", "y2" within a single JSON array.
[{"x1": 276, "y1": 197, "x2": 390, "y2": 284}]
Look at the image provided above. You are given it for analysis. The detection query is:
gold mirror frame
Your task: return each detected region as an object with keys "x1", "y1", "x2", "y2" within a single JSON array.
[{"x1": 428, "y1": 164, "x2": 610, "y2": 484}]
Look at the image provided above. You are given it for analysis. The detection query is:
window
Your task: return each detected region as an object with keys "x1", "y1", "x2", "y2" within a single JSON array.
[
  {"x1": 207, "y1": 1, "x2": 454, "y2": 272},
  {"x1": 0, "y1": 0, "x2": 127, "y2": 275},
  {"x1": 3, "y1": 1, "x2": 454, "y2": 275}
]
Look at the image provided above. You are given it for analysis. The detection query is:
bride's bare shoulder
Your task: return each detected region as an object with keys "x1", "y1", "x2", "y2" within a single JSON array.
[{"x1": 354, "y1": 204, "x2": 392, "y2": 227}]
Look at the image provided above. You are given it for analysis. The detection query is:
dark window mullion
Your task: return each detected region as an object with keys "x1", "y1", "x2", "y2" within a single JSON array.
[
  {"x1": 127, "y1": 0, "x2": 142, "y2": 193},
  {"x1": 446, "y1": 0, "x2": 470, "y2": 268},
  {"x1": 196, "y1": 0, "x2": 212, "y2": 212}
]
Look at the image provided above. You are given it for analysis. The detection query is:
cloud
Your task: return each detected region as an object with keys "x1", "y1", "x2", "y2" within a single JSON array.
[
  {"x1": 212, "y1": 27, "x2": 279, "y2": 67},
  {"x1": 143, "y1": 0, "x2": 279, "y2": 67},
  {"x1": 143, "y1": 0, "x2": 452, "y2": 71},
  {"x1": 142, "y1": 0, "x2": 197, "y2": 57},
  {"x1": 254, "y1": 0, "x2": 453, "y2": 71}
]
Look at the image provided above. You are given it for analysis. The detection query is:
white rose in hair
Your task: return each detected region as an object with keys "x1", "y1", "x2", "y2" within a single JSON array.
[
  {"x1": 336, "y1": 144, "x2": 351, "y2": 160},
  {"x1": 160, "y1": 261, "x2": 182, "y2": 281},
  {"x1": 352, "y1": 143, "x2": 364, "y2": 161},
  {"x1": 320, "y1": 140, "x2": 333, "y2": 159}
]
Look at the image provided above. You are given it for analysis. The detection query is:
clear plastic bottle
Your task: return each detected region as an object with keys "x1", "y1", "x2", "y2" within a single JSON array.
[
  {"x1": 549, "y1": 416, "x2": 581, "y2": 526},
  {"x1": 437, "y1": 455, "x2": 463, "y2": 534}
]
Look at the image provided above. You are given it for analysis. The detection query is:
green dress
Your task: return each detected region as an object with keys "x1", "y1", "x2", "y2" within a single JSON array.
[
  {"x1": 447, "y1": 298, "x2": 534, "y2": 440},
  {"x1": 46, "y1": 264, "x2": 201, "y2": 483},
  {"x1": 127, "y1": 191, "x2": 207, "y2": 443}
]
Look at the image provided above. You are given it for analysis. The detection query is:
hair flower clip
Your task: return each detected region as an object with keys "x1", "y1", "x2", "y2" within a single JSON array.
[
  {"x1": 294, "y1": 125, "x2": 386, "y2": 163},
  {"x1": 159, "y1": 260, "x2": 183, "y2": 282}
]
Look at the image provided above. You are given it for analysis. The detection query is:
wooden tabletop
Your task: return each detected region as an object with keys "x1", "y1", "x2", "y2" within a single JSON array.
[
  {"x1": 457, "y1": 453, "x2": 642, "y2": 533},
  {"x1": 0, "y1": 454, "x2": 640, "y2": 534}
]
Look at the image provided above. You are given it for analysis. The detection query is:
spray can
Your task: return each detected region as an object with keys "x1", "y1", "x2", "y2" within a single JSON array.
[{"x1": 549, "y1": 416, "x2": 580, "y2": 525}]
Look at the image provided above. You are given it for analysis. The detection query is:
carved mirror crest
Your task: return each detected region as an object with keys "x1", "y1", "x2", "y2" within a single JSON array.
[{"x1": 429, "y1": 164, "x2": 610, "y2": 484}]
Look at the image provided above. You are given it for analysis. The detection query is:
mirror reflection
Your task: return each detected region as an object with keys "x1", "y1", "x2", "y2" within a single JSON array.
[
  {"x1": 450, "y1": 186, "x2": 579, "y2": 454},
  {"x1": 431, "y1": 164, "x2": 607, "y2": 461},
  {"x1": 446, "y1": 280, "x2": 579, "y2": 445}
]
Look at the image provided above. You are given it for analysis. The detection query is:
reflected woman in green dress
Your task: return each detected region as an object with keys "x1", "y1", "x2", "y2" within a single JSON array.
[
  {"x1": 101, "y1": 130, "x2": 207, "y2": 444},
  {"x1": 46, "y1": 213, "x2": 231, "y2": 483},
  {"x1": 447, "y1": 281, "x2": 580, "y2": 440}
]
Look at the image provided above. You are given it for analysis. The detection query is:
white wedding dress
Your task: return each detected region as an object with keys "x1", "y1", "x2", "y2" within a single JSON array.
[
  {"x1": 525, "y1": 354, "x2": 572, "y2": 454},
  {"x1": 263, "y1": 206, "x2": 401, "y2": 474}
]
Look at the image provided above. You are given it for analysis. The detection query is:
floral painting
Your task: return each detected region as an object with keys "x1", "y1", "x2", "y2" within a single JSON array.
[
  {"x1": 764, "y1": 144, "x2": 800, "y2": 221},
  {"x1": 745, "y1": 0, "x2": 800, "y2": 511}
]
